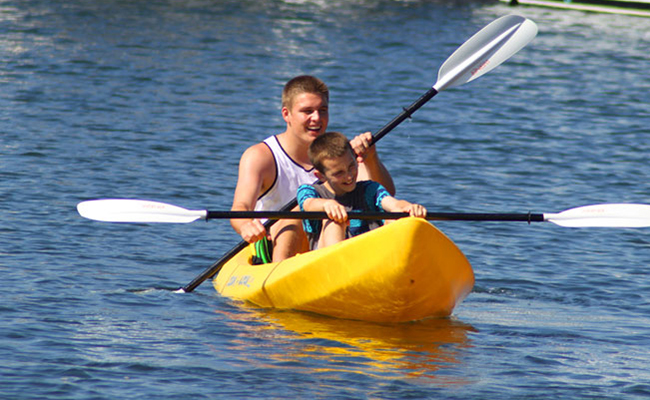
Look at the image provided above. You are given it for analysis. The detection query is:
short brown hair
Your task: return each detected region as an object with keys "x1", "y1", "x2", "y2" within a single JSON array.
[
  {"x1": 308, "y1": 131, "x2": 354, "y2": 174},
  {"x1": 282, "y1": 75, "x2": 329, "y2": 109}
]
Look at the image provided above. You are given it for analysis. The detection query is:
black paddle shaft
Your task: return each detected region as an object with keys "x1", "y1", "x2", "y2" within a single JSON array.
[
  {"x1": 205, "y1": 210, "x2": 546, "y2": 223},
  {"x1": 182, "y1": 89, "x2": 439, "y2": 292},
  {"x1": 371, "y1": 87, "x2": 438, "y2": 145}
]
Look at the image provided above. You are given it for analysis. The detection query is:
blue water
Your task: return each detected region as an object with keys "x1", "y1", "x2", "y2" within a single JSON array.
[{"x1": 2, "y1": 0, "x2": 650, "y2": 398}]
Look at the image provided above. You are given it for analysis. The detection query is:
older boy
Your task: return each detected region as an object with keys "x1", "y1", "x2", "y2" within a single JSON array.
[
  {"x1": 297, "y1": 131, "x2": 426, "y2": 250},
  {"x1": 230, "y1": 76, "x2": 395, "y2": 261}
]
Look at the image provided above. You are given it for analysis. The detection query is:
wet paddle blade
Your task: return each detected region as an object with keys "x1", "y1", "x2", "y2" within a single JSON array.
[
  {"x1": 77, "y1": 199, "x2": 207, "y2": 223},
  {"x1": 435, "y1": 15, "x2": 538, "y2": 92},
  {"x1": 544, "y1": 204, "x2": 650, "y2": 228}
]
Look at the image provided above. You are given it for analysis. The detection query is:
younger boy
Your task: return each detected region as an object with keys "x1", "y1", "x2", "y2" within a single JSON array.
[{"x1": 297, "y1": 131, "x2": 427, "y2": 250}]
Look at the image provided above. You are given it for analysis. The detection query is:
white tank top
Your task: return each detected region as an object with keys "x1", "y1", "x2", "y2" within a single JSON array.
[{"x1": 255, "y1": 136, "x2": 318, "y2": 211}]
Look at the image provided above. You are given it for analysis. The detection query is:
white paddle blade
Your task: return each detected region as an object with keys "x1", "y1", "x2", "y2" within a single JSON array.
[
  {"x1": 77, "y1": 199, "x2": 207, "y2": 223},
  {"x1": 544, "y1": 204, "x2": 650, "y2": 228},
  {"x1": 434, "y1": 15, "x2": 538, "y2": 92}
]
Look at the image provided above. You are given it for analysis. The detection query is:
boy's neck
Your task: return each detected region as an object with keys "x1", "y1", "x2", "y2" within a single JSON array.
[
  {"x1": 322, "y1": 181, "x2": 336, "y2": 195},
  {"x1": 276, "y1": 132, "x2": 312, "y2": 168},
  {"x1": 322, "y1": 181, "x2": 350, "y2": 197}
]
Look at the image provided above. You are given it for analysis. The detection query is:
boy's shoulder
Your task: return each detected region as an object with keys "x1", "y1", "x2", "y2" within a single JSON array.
[
  {"x1": 298, "y1": 182, "x2": 333, "y2": 199},
  {"x1": 356, "y1": 180, "x2": 383, "y2": 192}
]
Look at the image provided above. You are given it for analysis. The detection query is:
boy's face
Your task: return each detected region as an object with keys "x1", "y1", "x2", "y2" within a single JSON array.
[
  {"x1": 282, "y1": 92, "x2": 329, "y2": 143},
  {"x1": 317, "y1": 150, "x2": 358, "y2": 195}
]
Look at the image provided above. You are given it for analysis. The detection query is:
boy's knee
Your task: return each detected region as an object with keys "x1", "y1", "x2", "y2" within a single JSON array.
[{"x1": 270, "y1": 220, "x2": 308, "y2": 262}]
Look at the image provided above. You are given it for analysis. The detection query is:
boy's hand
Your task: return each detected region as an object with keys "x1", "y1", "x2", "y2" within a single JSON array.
[
  {"x1": 406, "y1": 203, "x2": 427, "y2": 218},
  {"x1": 350, "y1": 131, "x2": 376, "y2": 164},
  {"x1": 239, "y1": 219, "x2": 268, "y2": 243},
  {"x1": 323, "y1": 200, "x2": 349, "y2": 224}
]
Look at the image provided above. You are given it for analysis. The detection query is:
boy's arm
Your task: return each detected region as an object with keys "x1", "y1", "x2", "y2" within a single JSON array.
[
  {"x1": 351, "y1": 132, "x2": 396, "y2": 195},
  {"x1": 380, "y1": 196, "x2": 427, "y2": 218},
  {"x1": 230, "y1": 143, "x2": 275, "y2": 243},
  {"x1": 302, "y1": 197, "x2": 349, "y2": 224}
]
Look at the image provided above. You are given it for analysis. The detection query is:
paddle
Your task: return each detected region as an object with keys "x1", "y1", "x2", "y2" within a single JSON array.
[
  {"x1": 78, "y1": 15, "x2": 538, "y2": 293},
  {"x1": 177, "y1": 15, "x2": 539, "y2": 293},
  {"x1": 370, "y1": 14, "x2": 538, "y2": 145},
  {"x1": 78, "y1": 199, "x2": 650, "y2": 228}
]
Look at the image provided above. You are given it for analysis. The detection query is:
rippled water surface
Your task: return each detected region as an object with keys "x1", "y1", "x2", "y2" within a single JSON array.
[{"x1": 2, "y1": 0, "x2": 650, "y2": 398}]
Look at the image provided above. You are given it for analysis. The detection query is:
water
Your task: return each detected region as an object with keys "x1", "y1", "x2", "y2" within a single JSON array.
[{"x1": 2, "y1": 0, "x2": 650, "y2": 398}]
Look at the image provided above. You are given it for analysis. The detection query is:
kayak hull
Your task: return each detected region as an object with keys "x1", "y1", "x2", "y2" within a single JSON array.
[{"x1": 213, "y1": 218, "x2": 474, "y2": 323}]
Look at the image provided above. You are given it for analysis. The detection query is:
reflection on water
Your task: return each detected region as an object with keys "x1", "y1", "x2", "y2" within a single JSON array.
[{"x1": 213, "y1": 305, "x2": 476, "y2": 385}]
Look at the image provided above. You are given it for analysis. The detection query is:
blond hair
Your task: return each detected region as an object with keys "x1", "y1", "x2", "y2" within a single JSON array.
[
  {"x1": 282, "y1": 75, "x2": 329, "y2": 110},
  {"x1": 308, "y1": 131, "x2": 354, "y2": 174}
]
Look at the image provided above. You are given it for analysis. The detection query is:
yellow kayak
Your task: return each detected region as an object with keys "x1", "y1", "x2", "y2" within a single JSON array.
[{"x1": 213, "y1": 217, "x2": 474, "y2": 323}]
